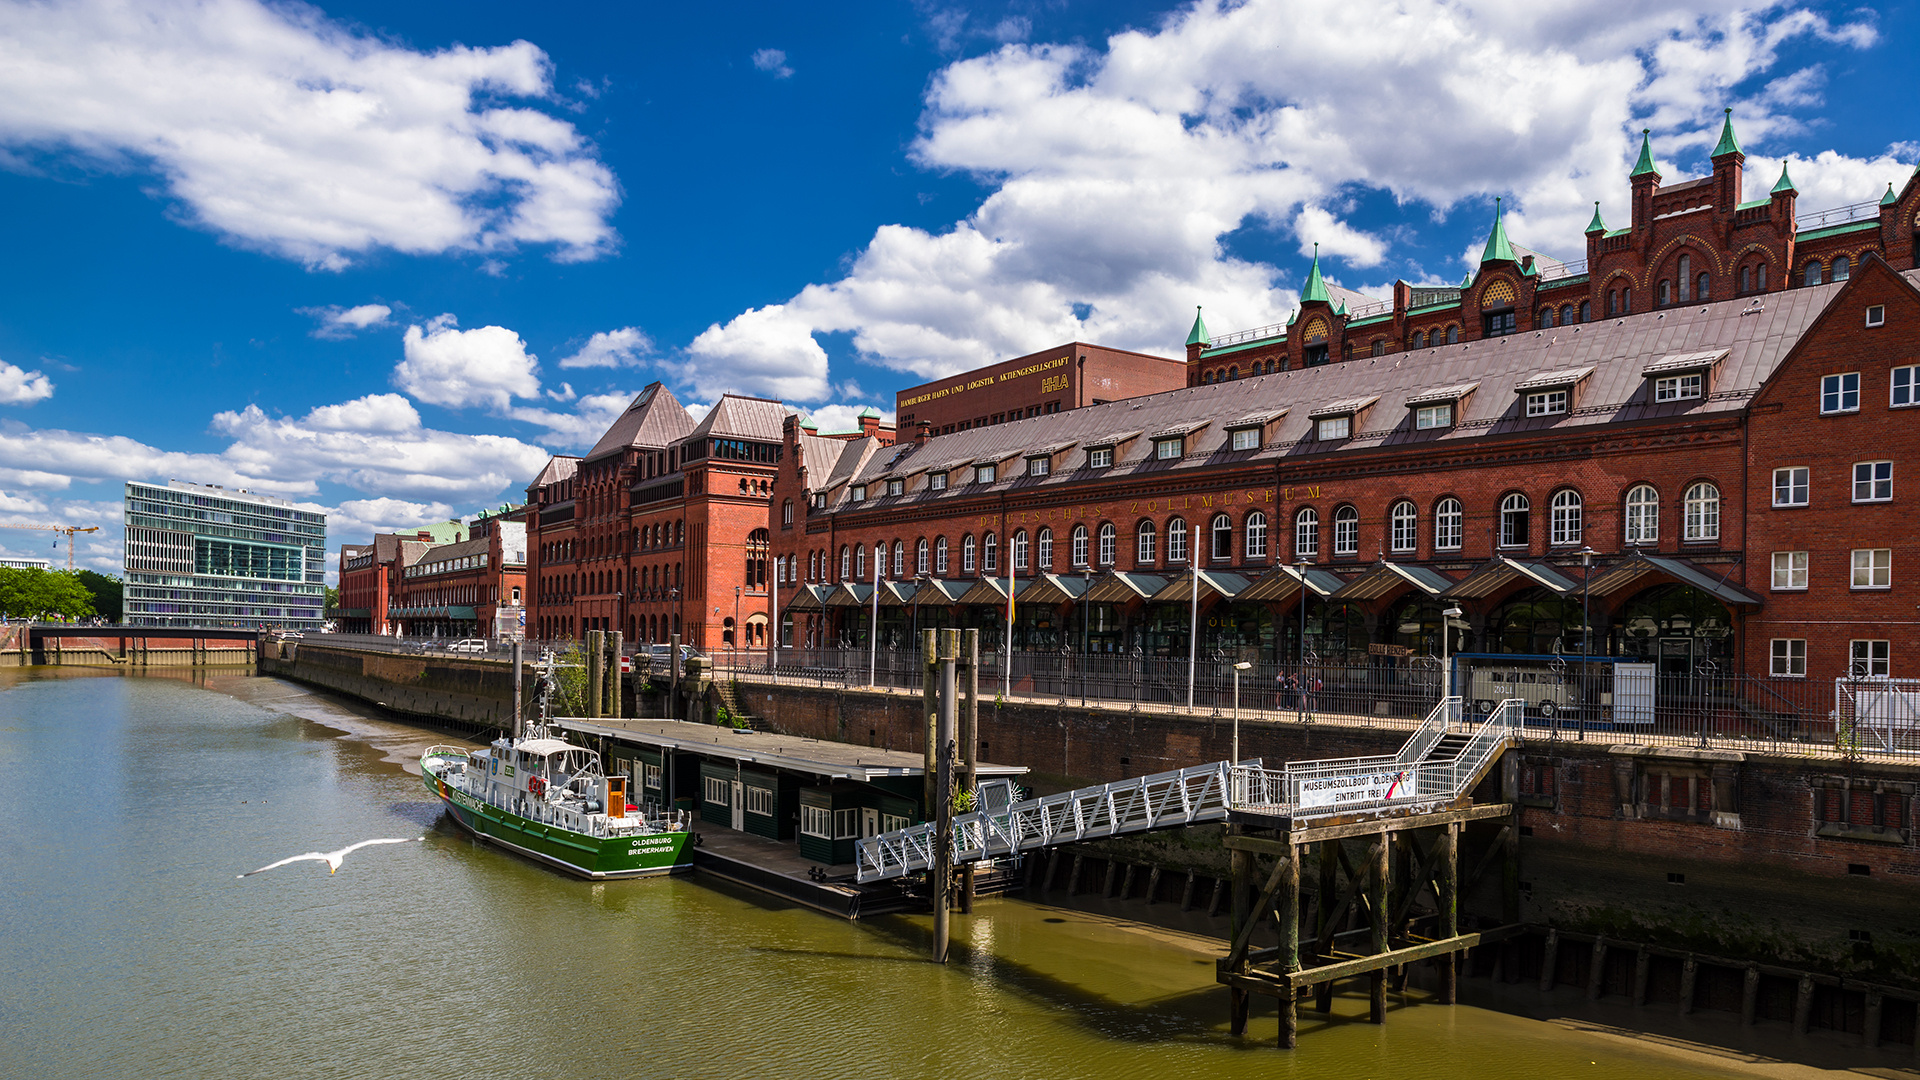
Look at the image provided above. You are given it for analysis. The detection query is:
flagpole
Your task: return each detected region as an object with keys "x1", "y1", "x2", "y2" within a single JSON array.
[{"x1": 1005, "y1": 539, "x2": 1014, "y2": 698}]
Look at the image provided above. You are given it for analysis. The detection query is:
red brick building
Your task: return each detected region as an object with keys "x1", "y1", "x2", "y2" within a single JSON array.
[
  {"x1": 337, "y1": 532, "x2": 434, "y2": 634},
  {"x1": 388, "y1": 511, "x2": 528, "y2": 639},
  {"x1": 1186, "y1": 114, "x2": 1920, "y2": 388},
  {"x1": 895, "y1": 342, "x2": 1186, "y2": 436},
  {"x1": 526, "y1": 385, "x2": 862, "y2": 653}
]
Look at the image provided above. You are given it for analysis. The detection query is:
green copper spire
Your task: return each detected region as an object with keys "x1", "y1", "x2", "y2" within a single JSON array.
[
  {"x1": 1186, "y1": 306, "x2": 1210, "y2": 347},
  {"x1": 1300, "y1": 243, "x2": 1331, "y2": 305},
  {"x1": 1630, "y1": 129, "x2": 1659, "y2": 179},
  {"x1": 1460, "y1": 271, "x2": 1473, "y2": 288},
  {"x1": 1882, "y1": 182, "x2": 1899, "y2": 208},
  {"x1": 1771, "y1": 160, "x2": 1797, "y2": 196},
  {"x1": 1481, "y1": 197, "x2": 1516, "y2": 263},
  {"x1": 1711, "y1": 108, "x2": 1741, "y2": 158},
  {"x1": 1585, "y1": 200, "x2": 1607, "y2": 234}
]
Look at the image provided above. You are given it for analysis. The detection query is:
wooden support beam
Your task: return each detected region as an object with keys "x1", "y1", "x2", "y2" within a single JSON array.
[
  {"x1": 1865, "y1": 989, "x2": 1883, "y2": 1048},
  {"x1": 1228, "y1": 838, "x2": 1252, "y2": 1038},
  {"x1": 1282, "y1": 802, "x2": 1516, "y2": 845},
  {"x1": 1145, "y1": 866, "x2": 1161, "y2": 905},
  {"x1": 1588, "y1": 937, "x2": 1608, "y2": 1000},
  {"x1": 1314, "y1": 840, "x2": 1338, "y2": 1014},
  {"x1": 1679, "y1": 958, "x2": 1698, "y2": 1016},
  {"x1": 1279, "y1": 845, "x2": 1300, "y2": 1050},
  {"x1": 1539, "y1": 929, "x2": 1559, "y2": 992},
  {"x1": 1179, "y1": 871, "x2": 1196, "y2": 912},
  {"x1": 1368, "y1": 835, "x2": 1388, "y2": 1024},
  {"x1": 1793, "y1": 975, "x2": 1814, "y2": 1035},
  {"x1": 1633, "y1": 949, "x2": 1651, "y2": 1006},
  {"x1": 1437, "y1": 822, "x2": 1459, "y2": 1005},
  {"x1": 1226, "y1": 853, "x2": 1293, "y2": 968},
  {"x1": 1741, "y1": 964, "x2": 1759, "y2": 1025},
  {"x1": 1220, "y1": 926, "x2": 1523, "y2": 993}
]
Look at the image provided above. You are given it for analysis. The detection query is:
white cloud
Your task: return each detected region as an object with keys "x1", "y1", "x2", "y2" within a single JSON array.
[
  {"x1": 301, "y1": 303, "x2": 393, "y2": 339},
  {"x1": 0, "y1": 0, "x2": 619, "y2": 269},
  {"x1": 327, "y1": 497, "x2": 459, "y2": 541},
  {"x1": 686, "y1": 0, "x2": 1884, "y2": 393},
  {"x1": 302, "y1": 393, "x2": 421, "y2": 434},
  {"x1": 558, "y1": 326, "x2": 652, "y2": 368},
  {"x1": 0, "y1": 360, "x2": 55, "y2": 405},
  {"x1": 394, "y1": 314, "x2": 541, "y2": 412},
  {"x1": 752, "y1": 48, "x2": 793, "y2": 79},
  {"x1": 801, "y1": 402, "x2": 889, "y2": 435},
  {"x1": 0, "y1": 489, "x2": 48, "y2": 514},
  {"x1": 508, "y1": 391, "x2": 634, "y2": 449}
]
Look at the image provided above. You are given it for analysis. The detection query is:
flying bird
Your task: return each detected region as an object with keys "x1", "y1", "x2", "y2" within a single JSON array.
[{"x1": 238, "y1": 837, "x2": 424, "y2": 878}]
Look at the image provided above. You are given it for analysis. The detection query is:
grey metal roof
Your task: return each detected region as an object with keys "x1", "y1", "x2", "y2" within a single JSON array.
[
  {"x1": 1403, "y1": 382, "x2": 1480, "y2": 408},
  {"x1": 554, "y1": 718, "x2": 1027, "y2": 780},
  {"x1": 529, "y1": 455, "x2": 580, "y2": 488},
  {"x1": 685, "y1": 394, "x2": 788, "y2": 444},
  {"x1": 1225, "y1": 409, "x2": 1289, "y2": 429},
  {"x1": 584, "y1": 383, "x2": 696, "y2": 461},
  {"x1": 1513, "y1": 367, "x2": 1593, "y2": 392},
  {"x1": 1641, "y1": 349, "x2": 1728, "y2": 376},
  {"x1": 1307, "y1": 395, "x2": 1379, "y2": 420}
]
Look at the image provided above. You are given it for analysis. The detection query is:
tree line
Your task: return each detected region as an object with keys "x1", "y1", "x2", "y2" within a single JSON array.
[{"x1": 0, "y1": 568, "x2": 122, "y2": 621}]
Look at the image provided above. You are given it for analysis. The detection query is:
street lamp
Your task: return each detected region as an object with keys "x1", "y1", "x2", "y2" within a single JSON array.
[
  {"x1": 1232, "y1": 661, "x2": 1252, "y2": 762},
  {"x1": 1441, "y1": 604, "x2": 1464, "y2": 717},
  {"x1": 1080, "y1": 567, "x2": 1093, "y2": 706},
  {"x1": 1297, "y1": 558, "x2": 1311, "y2": 724},
  {"x1": 733, "y1": 585, "x2": 742, "y2": 673},
  {"x1": 1579, "y1": 545, "x2": 1594, "y2": 740}
]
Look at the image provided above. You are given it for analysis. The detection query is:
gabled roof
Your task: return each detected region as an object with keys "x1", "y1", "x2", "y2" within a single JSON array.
[
  {"x1": 530, "y1": 455, "x2": 581, "y2": 489},
  {"x1": 584, "y1": 383, "x2": 696, "y2": 462},
  {"x1": 685, "y1": 394, "x2": 786, "y2": 444}
]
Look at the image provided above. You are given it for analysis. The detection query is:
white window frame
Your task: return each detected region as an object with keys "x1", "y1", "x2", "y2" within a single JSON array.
[
  {"x1": 1028, "y1": 456, "x2": 1051, "y2": 477},
  {"x1": 1071, "y1": 525, "x2": 1089, "y2": 567},
  {"x1": 1654, "y1": 374, "x2": 1703, "y2": 402},
  {"x1": 1853, "y1": 460, "x2": 1892, "y2": 503},
  {"x1": 962, "y1": 535, "x2": 976, "y2": 573},
  {"x1": 916, "y1": 540, "x2": 930, "y2": 576},
  {"x1": 929, "y1": 472, "x2": 948, "y2": 491},
  {"x1": 1167, "y1": 519, "x2": 1189, "y2": 562},
  {"x1": 1893, "y1": 365, "x2": 1919, "y2": 408},
  {"x1": 1821, "y1": 372, "x2": 1860, "y2": 414},
  {"x1": 1333, "y1": 506, "x2": 1359, "y2": 556},
  {"x1": 1850, "y1": 639, "x2": 1891, "y2": 678},
  {"x1": 1499, "y1": 493, "x2": 1530, "y2": 547},
  {"x1": 1245, "y1": 512, "x2": 1268, "y2": 560},
  {"x1": 1294, "y1": 508, "x2": 1319, "y2": 558},
  {"x1": 975, "y1": 464, "x2": 996, "y2": 484},
  {"x1": 1852, "y1": 547, "x2": 1892, "y2": 590},
  {"x1": 745, "y1": 786, "x2": 774, "y2": 816},
  {"x1": 833, "y1": 808, "x2": 858, "y2": 839},
  {"x1": 851, "y1": 484, "x2": 866, "y2": 501},
  {"x1": 1036, "y1": 528, "x2": 1052, "y2": 569},
  {"x1": 982, "y1": 532, "x2": 997, "y2": 573},
  {"x1": 703, "y1": 776, "x2": 731, "y2": 806},
  {"x1": 1097, "y1": 523, "x2": 1117, "y2": 566},
  {"x1": 643, "y1": 763, "x2": 662, "y2": 790},
  {"x1": 935, "y1": 537, "x2": 949, "y2": 575},
  {"x1": 1770, "y1": 638, "x2": 1807, "y2": 678},
  {"x1": 1013, "y1": 530, "x2": 1029, "y2": 571},
  {"x1": 1136, "y1": 521, "x2": 1158, "y2": 564},
  {"x1": 1434, "y1": 498, "x2": 1462, "y2": 551},
  {"x1": 1230, "y1": 427, "x2": 1260, "y2": 451},
  {"x1": 1089, "y1": 447, "x2": 1114, "y2": 468},
  {"x1": 887, "y1": 478, "x2": 904, "y2": 496},
  {"x1": 1866, "y1": 304, "x2": 1886, "y2": 328},
  {"x1": 1390, "y1": 501, "x2": 1417, "y2": 553},
  {"x1": 1316, "y1": 416, "x2": 1351, "y2": 440},
  {"x1": 1415, "y1": 404, "x2": 1452, "y2": 430},
  {"x1": 1550, "y1": 489, "x2": 1583, "y2": 546},
  {"x1": 800, "y1": 805, "x2": 832, "y2": 838},
  {"x1": 1771, "y1": 550, "x2": 1808, "y2": 591},
  {"x1": 1624, "y1": 484, "x2": 1659, "y2": 545},
  {"x1": 1525, "y1": 391, "x2": 1568, "y2": 416},
  {"x1": 1683, "y1": 483, "x2": 1720, "y2": 542},
  {"x1": 1772, "y1": 467, "x2": 1809, "y2": 507},
  {"x1": 1155, "y1": 438, "x2": 1183, "y2": 460}
]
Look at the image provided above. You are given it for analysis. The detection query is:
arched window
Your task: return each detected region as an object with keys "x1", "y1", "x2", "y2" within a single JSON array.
[
  {"x1": 1560, "y1": 304, "x2": 1573, "y2": 325},
  {"x1": 1550, "y1": 489, "x2": 1583, "y2": 545},
  {"x1": 1036, "y1": 528, "x2": 1052, "y2": 569},
  {"x1": 1657, "y1": 279, "x2": 1671, "y2": 306},
  {"x1": 1677, "y1": 254, "x2": 1691, "y2": 301},
  {"x1": 1167, "y1": 518, "x2": 1189, "y2": 562},
  {"x1": 1804, "y1": 261, "x2": 1822, "y2": 286},
  {"x1": 1540, "y1": 307, "x2": 1555, "y2": 328},
  {"x1": 1434, "y1": 498, "x2": 1463, "y2": 550},
  {"x1": 1696, "y1": 272, "x2": 1709, "y2": 300},
  {"x1": 935, "y1": 536, "x2": 949, "y2": 575},
  {"x1": 1137, "y1": 519, "x2": 1158, "y2": 564},
  {"x1": 840, "y1": 546, "x2": 850, "y2": 580},
  {"x1": 1097, "y1": 523, "x2": 1117, "y2": 566},
  {"x1": 1211, "y1": 513, "x2": 1233, "y2": 562},
  {"x1": 1579, "y1": 300, "x2": 1591, "y2": 322},
  {"x1": 1834, "y1": 255, "x2": 1851, "y2": 281},
  {"x1": 1203, "y1": 370, "x2": 1214, "y2": 384},
  {"x1": 982, "y1": 532, "x2": 997, "y2": 573},
  {"x1": 856, "y1": 545, "x2": 867, "y2": 580},
  {"x1": 1755, "y1": 263, "x2": 1767, "y2": 291},
  {"x1": 1070, "y1": 525, "x2": 1089, "y2": 567},
  {"x1": 893, "y1": 541, "x2": 905, "y2": 578},
  {"x1": 1390, "y1": 500, "x2": 1417, "y2": 553},
  {"x1": 1333, "y1": 506, "x2": 1359, "y2": 556},
  {"x1": 1013, "y1": 530, "x2": 1029, "y2": 571},
  {"x1": 1294, "y1": 508, "x2": 1319, "y2": 558},
  {"x1": 916, "y1": 539, "x2": 930, "y2": 576},
  {"x1": 1740, "y1": 265, "x2": 1751, "y2": 294},
  {"x1": 1499, "y1": 493, "x2": 1530, "y2": 547},
  {"x1": 1412, "y1": 331, "x2": 1426, "y2": 348},
  {"x1": 872, "y1": 543, "x2": 885, "y2": 579},
  {"x1": 1608, "y1": 289, "x2": 1619, "y2": 315},
  {"x1": 1624, "y1": 484, "x2": 1659, "y2": 545},
  {"x1": 1228, "y1": 366, "x2": 1238, "y2": 381},
  {"x1": 1245, "y1": 511, "x2": 1267, "y2": 560},
  {"x1": 1445, "y1": 325, "x2": 1459, "y2": 345},
  {"x1": 962, "y1": 534, "x2": 977, "y2": 573},
  {"x1": 781, "y1": 499, "x2": 793, "y2": 526},
  {"x1": 1684, "y1": 482, "x2": 1720, "y2": 541},
  {"x1": 810, "y1": 550, "x2": 819, "y2": 580}
]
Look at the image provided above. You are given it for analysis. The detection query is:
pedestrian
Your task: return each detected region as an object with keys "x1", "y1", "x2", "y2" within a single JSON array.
[{"x1": 1277, "y1": 671, "x2": 1298, "y2": 710}]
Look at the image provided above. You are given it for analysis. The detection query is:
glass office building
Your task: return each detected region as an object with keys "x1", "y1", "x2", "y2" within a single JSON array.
[{"x1": 123, "y1": 480, "x2": 327, "y2": 629}]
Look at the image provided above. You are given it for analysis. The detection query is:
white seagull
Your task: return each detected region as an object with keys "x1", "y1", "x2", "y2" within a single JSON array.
[{"x1": 238, "y1": 837, "x2": 425, "y2": 878}]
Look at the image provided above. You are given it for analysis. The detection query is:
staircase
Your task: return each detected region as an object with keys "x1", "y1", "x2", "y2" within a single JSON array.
[{"x1": 712, "y1": 679, "x2": 772, "y2": 730}]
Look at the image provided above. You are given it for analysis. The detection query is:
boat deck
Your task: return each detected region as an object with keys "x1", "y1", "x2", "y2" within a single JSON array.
[{"x1": 690, "y1": 821, "x2": 918, "y2": 920}]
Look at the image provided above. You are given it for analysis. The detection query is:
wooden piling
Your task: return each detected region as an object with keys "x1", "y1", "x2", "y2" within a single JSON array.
[
  {"x1": 1741, "y1": 964, "x2": 1759, "y2": 1025},
  {"x1": 1864, "y1": 989, "x2": 1883, "y2": 1048},
  {"x1": 1315, "y1": 840, "x2": 1338, "y2": 1013},
  {"x1": 585, "y1": 630, "x2": 604, "y2": 718},
  {"x1": 960, "y1": 630, "x2": 979, "y2": 914},
  {"x1": 1588, "y1": 937, "x2": 1609, "y2": 1000},
  {"x1": 1632, "y1": 949, "x2": 1651, "y2": 1006},
  {"x1": 1792, "y1": 974, "x2": 1814, "y2": 1034},
  {"x1": 1438, "y1": 823, "x2": 1459, "y2": 1005},
  {"x1": 1179, "y1": 871, "x2": 1196, "y2": 912},
  {"x1": 1279, "y1": 843, "x2": 1301, "y2": 1049},
  {"x1": 1679, "y1": 958, "x2": 1698, "y2": 1016},
  {"x1": 932, "y1": 632, "x2": 957, "y2": 964},
  {"x1": 1368, "y1": 835, "x2": 1388, "y2": 1024},
  {"x1": 1145, "y1": 867, "x2": 1162, "y2": 905},
  {"x1": 1228, "y1": 841, "x2": 1252, "y2": 1037}
]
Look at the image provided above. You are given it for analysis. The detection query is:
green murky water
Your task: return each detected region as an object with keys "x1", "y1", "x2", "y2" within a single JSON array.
[{"x1": 0, "y1": 668, "x2": 1850, "y2": 1078}]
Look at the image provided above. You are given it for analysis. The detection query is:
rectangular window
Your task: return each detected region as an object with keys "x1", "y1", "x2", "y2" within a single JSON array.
[
  {"x1": 1853, "y1": 461, "x2": 1892, "y2": 502},
  {"x1": 1654, "y1": 374, "x2": 1703, "y2": 402},
  {"x1": 832, "y1": 808, "x2": 858, "y2": 839},
  {"x1": 974, "y1": 464, "x2": 995, "y2": 484},
  {"x1": 1772, "y1": 467, "x2": 1809, "y2": 507},
  {"x1": 1414, "y1": 404, "x2": 1452, "y2": 429},
  {"x1": 813, "y1": 493, "x2": 827, "y2": 509},
  {"x1": 1850, "y1": 639, "x2": 1891, "y2": 678},
  {"x1": 850, "y1": 484, "x2": 866, "y2": 501},
  {"x1": 1230, "y1": 428, "x2": 1260, "y2": 451},
  {"x1": 1852, "y1": 547, "x2": 1892, "y2": 589},
  {"x1": 800, "y1": 805, "x2": 832, "y2": 838},
  {"x1": 1155, "y1": 438, "x2": 1183, "y2": 460},
  {"x1": 1866, "y1": 304, "x2": 1886, "y2": 328},
  {"x1": 1027, "y1": 457, "x2": 1051, "y2": 477},
  {"x1": 703, "y1": 776, "x2": 730, "y2": 806},
  {"x1": 887, "y1": 478, "x2": 904, "y2": 496},
  {"x1": 882, "y1": 813, "x2": 911, "y2": 832},
  {"x1": 929, "y1": 472, "x2": 948, "y2": 491},
  {"x1": 1894, "y1": 365, "x2": 1919, "y2": 408},
  {"x1": 745, "y1": 786, "x2": 774, "y2": 816},
  {"x1": 1771, "y1": 550, "x2": 1808, "y2": 590},
  {"x1": 1525, "y1": 391, "x2": 1568, "y2": 416},
  {"x1": 1316, "y1": 416, "x2": 1350, "y2": 440},
  {"x1": 1770, "y1": 638, "x2": 1807, "y2": 677},
  {"x1": 643, "y1": 763, "x2": 662, "y2": 790},
  {"x1": 1822, "y1": 372, "x2": 1860, "y2": 414},
  {"x1": 1089, "y1": 447, "x2": 1113, "y2": 468}
]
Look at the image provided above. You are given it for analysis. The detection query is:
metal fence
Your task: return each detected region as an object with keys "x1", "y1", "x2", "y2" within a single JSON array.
[{"x1": 709, "y1": 647, "x2": 1917, "y2": 760}]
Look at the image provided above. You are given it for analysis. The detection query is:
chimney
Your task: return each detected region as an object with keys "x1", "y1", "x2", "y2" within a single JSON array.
[
  {"x1": 915, "y1": 420, "x2": 932, "y2": 447},
  {"x1": 859, "y1": 412, "x2": 880, "y2": 438}
]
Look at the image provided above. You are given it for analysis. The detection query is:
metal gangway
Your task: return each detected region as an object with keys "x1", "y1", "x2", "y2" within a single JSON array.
[{"x1": 854, "y1": 697, "x2": 1525, "y2": 884}]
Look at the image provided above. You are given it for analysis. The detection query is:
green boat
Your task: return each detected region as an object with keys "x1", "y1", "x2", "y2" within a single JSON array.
[{"x1": 422, "y1": 726, "x2": 692, "y2": 879}]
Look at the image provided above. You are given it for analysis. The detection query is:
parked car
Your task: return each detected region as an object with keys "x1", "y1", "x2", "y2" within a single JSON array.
[
  {"x1": 644, "y1": 643, "x2": 705, "y2": 666},
  {"x1": 446, "y1": 639, "x2": 490, "y2": 654}
]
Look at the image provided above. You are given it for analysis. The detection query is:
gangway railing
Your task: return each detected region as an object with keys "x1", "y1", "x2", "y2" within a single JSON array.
[{"x1": 855, "y1": 759, "x2": 1243, "y2": 883}]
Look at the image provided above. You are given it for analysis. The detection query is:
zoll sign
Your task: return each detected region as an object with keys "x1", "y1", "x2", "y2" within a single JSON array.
[{"x1": 1296, "y1": 768, "x2": 1417, "y2": 811}]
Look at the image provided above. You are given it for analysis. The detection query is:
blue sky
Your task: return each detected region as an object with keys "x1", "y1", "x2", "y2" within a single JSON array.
[{"x1": 0, "y1": 0, "x2": 1912, "y2": 577}]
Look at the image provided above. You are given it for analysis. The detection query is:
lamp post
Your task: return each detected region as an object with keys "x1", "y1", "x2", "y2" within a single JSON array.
[
  {"x1": 1232, "y1": 661, "x2": 1252, "y2": 762},
  {"x1": 733, "y1": 585, "x2": 742, "y2": 673},
  {"x1": 869, "y1": 552, "x2": 882, "y2": 687},
  {"x1": 1186, "y1": 521, "x2": 1199, "y2": 711},
  {"x1": 1579, "y1": 545, "x2": 1594, "y2": 740},
  {"x1": 1080, "y1": 567, "x2": 1093, "y2": 706},
  {"x1": 1441, "y1": 604, "x2": 1464, "y2": 717},
  {"x1": 1297, "y1": 558, "x2": 1311, "y2": 724}
]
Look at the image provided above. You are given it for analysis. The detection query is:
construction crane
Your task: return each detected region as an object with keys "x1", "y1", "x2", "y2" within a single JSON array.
[{"x1": 0, "y1": 523, "x2": 101, "y2": 571}]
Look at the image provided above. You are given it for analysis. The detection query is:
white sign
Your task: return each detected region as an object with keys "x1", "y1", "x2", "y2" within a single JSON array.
[{"x1": 1297, "y1": 768, "x2": 1417, "y2": 811}]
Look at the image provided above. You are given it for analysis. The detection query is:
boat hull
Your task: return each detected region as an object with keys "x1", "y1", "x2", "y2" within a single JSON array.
[{"x1": 422, "y1": 762, "x2": 691, "y2": 880}]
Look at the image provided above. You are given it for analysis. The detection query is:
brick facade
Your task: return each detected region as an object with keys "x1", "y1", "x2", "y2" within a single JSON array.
[{"x1": 896, "y1": 342, "x2": 1186, "y2": 436}]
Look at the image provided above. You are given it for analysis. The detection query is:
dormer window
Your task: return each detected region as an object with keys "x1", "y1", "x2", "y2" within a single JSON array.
[
  {"x1": 975, "y1": 464, "x2": 996, "y2": 484},
  {"x1": 1307, "y1": 397, "x2": 1376, "y2": 442},
  {"x1": 1525, "y1": 391, "x2": 1567, "y2": 416},
  {"x1": 1223, "y1": 409, "x2": 1285, "y2": 453},
  {"x1": 1515, "y1": 367, "x2": 1591, "y2": 419},
  {"x1": 1316, "y1": 417, "x2": 1350, "y2": 440},
  {"x1": 1231, "y1": 428, "x2": 1259, "y2": 451},
  {"x1": 851, "y1": 484, "x2": 867, "y2": 501},
  {"x1": 813, "y1": 493, "x2": 827, "y2": 509},
  {"x1": 1654, "y1": 374, "x2": 1702, "y2": 401},
  {"x1": 1404, "y1": 383, "x2": 1475, "y2": 431},
  {"x1": 886, "y1": 478, "x2": 905, "y2": 496},
  {"x1": 1642, "y1": 350, "x2": 1722, "y2": 405},
  {"x1": 1155, "y1": 438, "x2": 1183, "y2": 460},
  {"x1": 1415, "y1": 404, "x2": 1452, "y2": 429},
  {"x1": 1089, "y1": 447, "x2": 1113, "y2": 468},
  {"x1": 929, "y1": 472, "x2": 948, "y2": 491},
  {"x1": 1028, "y1": 456, "x2": 1051, "y2": 477}
]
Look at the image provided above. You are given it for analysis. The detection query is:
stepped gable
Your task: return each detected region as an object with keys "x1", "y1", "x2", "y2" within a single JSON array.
[
  {"x1": 835, "y1": 276, "x2": 1861, "y2": 499},
  {"x1": 584, "y1": 383, "x2": 696, "y2": 462}
]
